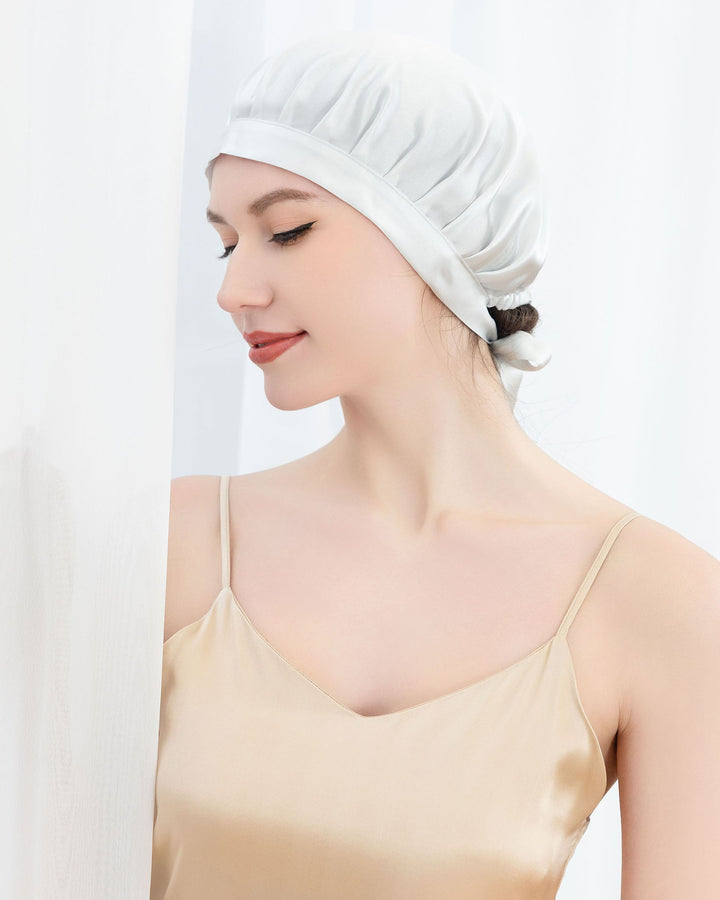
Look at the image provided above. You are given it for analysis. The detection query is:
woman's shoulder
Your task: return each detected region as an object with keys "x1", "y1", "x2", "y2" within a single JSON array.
[
  {"x1": 598, "y1": 511, "x2": 720, "y2": 644},
  {"x1": 163, "y1": 469, "x2": 294, "y2": 643},
  {"x1": 605, "y1": 512, "x2": 720, "y2": 728},
  {"x1": 163, "y1": 476, "x2": 219, "y2": 643},
  {"x1": 610, "y1": 512, "x2": 720, "y2": 609}
]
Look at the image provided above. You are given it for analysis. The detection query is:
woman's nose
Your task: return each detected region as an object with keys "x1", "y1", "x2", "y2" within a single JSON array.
[{"x1": 216, "y1": 248, "x2": 273, "y2": 313}]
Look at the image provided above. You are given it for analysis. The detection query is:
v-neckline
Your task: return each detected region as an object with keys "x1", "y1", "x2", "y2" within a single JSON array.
[{"x1": 223, "y1": 585, "x2": 563, "y2": 722}]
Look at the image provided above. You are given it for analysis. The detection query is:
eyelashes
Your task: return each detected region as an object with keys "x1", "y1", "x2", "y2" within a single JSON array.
[{"x1": 217, "y1": 221, "x2": 317, "y2": 260}]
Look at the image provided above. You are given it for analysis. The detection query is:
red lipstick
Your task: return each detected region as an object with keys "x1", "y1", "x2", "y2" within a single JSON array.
[{"x1": 243, "y1": 330, "x2": 307, "y2": 364}]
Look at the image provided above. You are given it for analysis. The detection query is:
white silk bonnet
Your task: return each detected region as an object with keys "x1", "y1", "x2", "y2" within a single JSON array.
[{"x1": 204, "y1": 30, "x2": 552, "y2": 409}]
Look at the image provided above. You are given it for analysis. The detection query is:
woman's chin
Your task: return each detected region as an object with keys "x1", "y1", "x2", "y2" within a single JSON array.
[{"x1": 263, "y1": 384, "x2": 340, "y2": 412}]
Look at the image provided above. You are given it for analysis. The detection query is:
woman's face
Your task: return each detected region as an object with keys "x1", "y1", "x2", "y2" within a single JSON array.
[{"x1": 207, "y1": 154, "x2": 442, "y2": 410}]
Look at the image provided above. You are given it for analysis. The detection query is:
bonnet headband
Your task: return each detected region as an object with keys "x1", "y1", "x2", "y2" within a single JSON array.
[{"x1": 204, "y1": 31, "x2": 552, "y2": 408}]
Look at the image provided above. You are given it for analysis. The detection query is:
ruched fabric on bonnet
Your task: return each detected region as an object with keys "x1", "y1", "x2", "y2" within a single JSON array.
[{"x1": 204, "y1": 30, "x2": 552, "y2": 409}]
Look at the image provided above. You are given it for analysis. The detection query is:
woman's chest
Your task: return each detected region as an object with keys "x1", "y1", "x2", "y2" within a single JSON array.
[{"x1": 227, "y1": 509, "x2": 622, "y2": 785}]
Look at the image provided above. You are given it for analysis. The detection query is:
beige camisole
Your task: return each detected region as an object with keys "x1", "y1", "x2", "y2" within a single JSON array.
[{"x1": 151, "y1": 474, "x2": 640, "y2": 898}]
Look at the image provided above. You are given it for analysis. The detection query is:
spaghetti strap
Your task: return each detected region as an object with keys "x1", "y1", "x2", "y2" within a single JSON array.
[
  {"x1": 220, "y1": 474, "x2": 231, "y2": 591},
  {"x1": 556, "y1": 511, "x2": 641, "y2": 638}
]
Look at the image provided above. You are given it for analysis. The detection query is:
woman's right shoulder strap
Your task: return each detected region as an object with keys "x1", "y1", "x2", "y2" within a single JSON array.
[{"x1": 219, "y1": 474, "x2": 231, "y2": 591}]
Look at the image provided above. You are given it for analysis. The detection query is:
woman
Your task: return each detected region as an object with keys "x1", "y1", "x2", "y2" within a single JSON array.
[{"x1": 151, "y1": 31, "x2": 720, "y2": 898}]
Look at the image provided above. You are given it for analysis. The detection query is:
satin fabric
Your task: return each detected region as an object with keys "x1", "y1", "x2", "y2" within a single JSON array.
[
  {"x1": 203, "y1": 32, "x2": 552, "y2": 408},
  {"x1": 151, "y1": 477, "x2": 639, "y2": 898}
]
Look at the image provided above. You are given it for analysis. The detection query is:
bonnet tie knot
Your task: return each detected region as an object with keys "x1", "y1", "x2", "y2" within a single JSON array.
[{"x1": 489, "y1": 331, "x2": 552, "y2": 372}]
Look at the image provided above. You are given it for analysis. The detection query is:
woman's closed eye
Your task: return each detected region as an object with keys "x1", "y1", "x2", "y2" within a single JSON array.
[{"x1": 217, "y1": 221, "x2": 317, "y2": 259}]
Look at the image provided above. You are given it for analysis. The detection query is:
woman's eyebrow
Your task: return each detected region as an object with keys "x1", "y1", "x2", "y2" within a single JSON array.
[{"x1": 206, "y1": 188, "x2": 321, "y2": 225}]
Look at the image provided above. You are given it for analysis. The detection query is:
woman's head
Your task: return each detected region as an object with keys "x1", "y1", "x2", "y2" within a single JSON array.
[{"x1": 205, "y1": 31, "x2": 551, "y2": 409}]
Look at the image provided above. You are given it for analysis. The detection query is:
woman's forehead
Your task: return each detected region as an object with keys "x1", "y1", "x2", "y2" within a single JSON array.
[{"x1": 211, "y1": 154, "x2": 338, "y2": 202}]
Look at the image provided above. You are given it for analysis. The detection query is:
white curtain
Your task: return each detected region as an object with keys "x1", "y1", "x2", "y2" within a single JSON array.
[
  {"x1": 3, "y1": 0, "x2": 717, "y2": 896},
  {"x1": 1, "y1": 0, "x2": 193, "y2": 896}
]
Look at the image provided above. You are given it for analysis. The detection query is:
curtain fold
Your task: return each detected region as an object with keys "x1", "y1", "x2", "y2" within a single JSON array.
[{"x1": 0, "y1": 0, "x2": 194, "y2": 895}]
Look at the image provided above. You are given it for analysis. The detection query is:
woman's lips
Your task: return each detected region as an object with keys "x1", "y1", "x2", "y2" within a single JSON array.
[{"x1": 248, "y1": 331, "x2": 306, "y2": 364}]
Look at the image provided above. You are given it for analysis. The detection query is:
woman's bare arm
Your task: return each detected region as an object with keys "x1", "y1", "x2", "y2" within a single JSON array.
[{"x1": 616, "y1": 522, "x2": 720, "y2": 898}]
